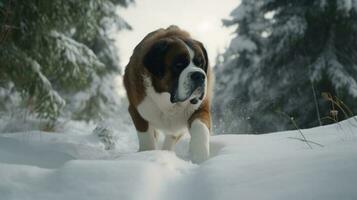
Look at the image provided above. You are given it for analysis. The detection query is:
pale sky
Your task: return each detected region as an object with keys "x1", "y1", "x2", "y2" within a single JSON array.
[{"x1": 115, "y1": 0, "x2": 239, "y2": 68}]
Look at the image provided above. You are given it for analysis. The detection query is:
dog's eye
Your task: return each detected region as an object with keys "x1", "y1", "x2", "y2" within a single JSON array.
[
  {"x1": 175, "y1": 62, "x2": 185, "y2": 68},
  {"x1": 173, "y1": 62, "x2": 186, "y2": 72},
  {"x1": 172, "y1": 57, "x2": 188, "y2": 71},
  {"x1": 193, "y1": 57, "x2": 204, "y2": 67}
]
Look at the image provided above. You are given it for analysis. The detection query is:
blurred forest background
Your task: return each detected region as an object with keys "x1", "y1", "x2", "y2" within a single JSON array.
[
  {"x1": 1, "y1": 0, "x2": 357, "y2": 134},
  {"x1": 0, "y1": 0, "x2": 133, "y2": 130}
]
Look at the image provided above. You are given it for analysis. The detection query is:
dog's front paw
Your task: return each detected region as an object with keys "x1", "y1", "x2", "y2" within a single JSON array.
[{"x1": 189, "y1": 119, "x2": 210, "y2": 164}]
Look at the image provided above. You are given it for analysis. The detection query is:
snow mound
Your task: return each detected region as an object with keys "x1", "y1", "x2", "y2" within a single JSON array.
[{"x1": 0, "y1": 117, "x2": 356, "y2": 200}]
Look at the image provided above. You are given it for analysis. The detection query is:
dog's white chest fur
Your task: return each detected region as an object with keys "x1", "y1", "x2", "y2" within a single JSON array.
[{"x1": 137, "y1": 77, "x2": 201, "y2": 135}]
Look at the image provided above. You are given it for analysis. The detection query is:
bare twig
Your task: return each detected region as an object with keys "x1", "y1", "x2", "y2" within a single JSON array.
[
  {"x1": 278, "y1": 111, "x2": 313, "y2": 149},
  {"x1": 287, "y1": 137, "x2": 324, "y2": 147},
  {"x1": 311, "y1": 81, "x2": 322, "y2": 126},
  {"x1": 322, "y1": 92, "x2": 357, "y2": 131},
  {"x1": 289, "y1": 116, "x2": 313, "y2": 149},
  {"x1": 335, "y1": 97, "x2": 354, "y2": 118}
]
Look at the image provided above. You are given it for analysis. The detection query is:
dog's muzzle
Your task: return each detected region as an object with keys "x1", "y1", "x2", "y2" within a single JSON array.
[
  {"x1": 190, "y1": 71, "x2": 205, "y2": 88},
  {"x1": 170, "y1": 70, "x2": 206, "y2": 104}
]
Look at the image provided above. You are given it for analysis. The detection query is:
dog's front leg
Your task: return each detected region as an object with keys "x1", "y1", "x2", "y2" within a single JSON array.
[
  {"x1": 162, "y1": 134, "x2": 184, "y2": 151},
  {"x1": 188, "y1": 107, "x2": 211, "y2": 163},
  {"x1": 128, "y1": 105, "x2": 157, "y2": 151},
  {"x1": 137, "y1": 125, "x2": 158, "y2": 151}
]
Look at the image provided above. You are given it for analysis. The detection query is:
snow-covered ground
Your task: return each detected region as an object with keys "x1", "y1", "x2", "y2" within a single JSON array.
[{"x1": 0, "y1": 116, "x2": 356, "y2": 200}]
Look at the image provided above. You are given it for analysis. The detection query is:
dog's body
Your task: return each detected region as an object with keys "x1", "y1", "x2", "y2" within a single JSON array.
[{"x1": 124, "y1": 26, "x2": 213, "y2": 163}]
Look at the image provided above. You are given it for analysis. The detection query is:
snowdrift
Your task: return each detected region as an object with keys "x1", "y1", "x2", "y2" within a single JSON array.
[{"x1": 0, "y1": 117, "x2": 356, "y2": 200}]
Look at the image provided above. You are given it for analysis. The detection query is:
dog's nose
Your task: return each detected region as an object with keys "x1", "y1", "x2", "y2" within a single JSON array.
[{"x1": 190, "y1": 72, "x2": 205, "y2": 84}]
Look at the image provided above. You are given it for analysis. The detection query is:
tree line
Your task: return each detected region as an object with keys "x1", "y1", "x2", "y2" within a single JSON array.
[{"x1": 214, "y1": 0, "x2": 357, "y2": 134}]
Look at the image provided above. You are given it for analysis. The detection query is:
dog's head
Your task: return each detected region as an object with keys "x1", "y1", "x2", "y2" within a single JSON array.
[{"x1": 143, "y1": 36, "x2": 209, "y2": 104}]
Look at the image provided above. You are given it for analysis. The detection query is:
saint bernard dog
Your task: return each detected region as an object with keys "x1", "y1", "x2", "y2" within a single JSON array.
[{"x1": 123, "y1": 25, "x2": 213, "y2": 163}]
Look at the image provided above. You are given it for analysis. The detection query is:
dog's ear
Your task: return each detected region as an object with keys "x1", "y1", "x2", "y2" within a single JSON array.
[
  {"x1": 196, "y1": 40, "x2": 209, "y2": 72},
  {"x1": 143, "y1": 39, "x2": 171, "y2": 79}
]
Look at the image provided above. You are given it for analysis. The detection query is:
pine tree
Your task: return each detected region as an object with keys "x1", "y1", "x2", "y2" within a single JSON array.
[
  {"x1": 214, "y1": 0, "x2": 269, "y2": 134},
  {"x1": 0, "y1": 0, "x2": 132, "y2": 124},
  {"x1": 215, "y1": 0, "x2": 357, "y2": 134}
]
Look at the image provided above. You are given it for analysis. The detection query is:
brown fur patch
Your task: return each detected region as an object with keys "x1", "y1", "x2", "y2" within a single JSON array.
[
  {"x1": 128, "y1": 105, "x2": 148, "y2": 132},
  {"x1": 123, "y1": 26, "x2": 192, "y2": 107}
]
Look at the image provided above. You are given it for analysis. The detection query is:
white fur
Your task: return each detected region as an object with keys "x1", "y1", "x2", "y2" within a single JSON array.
[
  {"x1": 177, "y1": 43, "x2": 207, "y2": 101},
  {"x1": 162, "y1": 134, "x2": 181, "y2": 151},
  {"x1": 138, "y1": 76, "x2": 201, "y2": 135},
  {"x1": 189, "y1": 119, "x2": 210, "y2": 163},
  {"x1": 137, "y1": 125, "x2": 158, "y2": 151}
]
